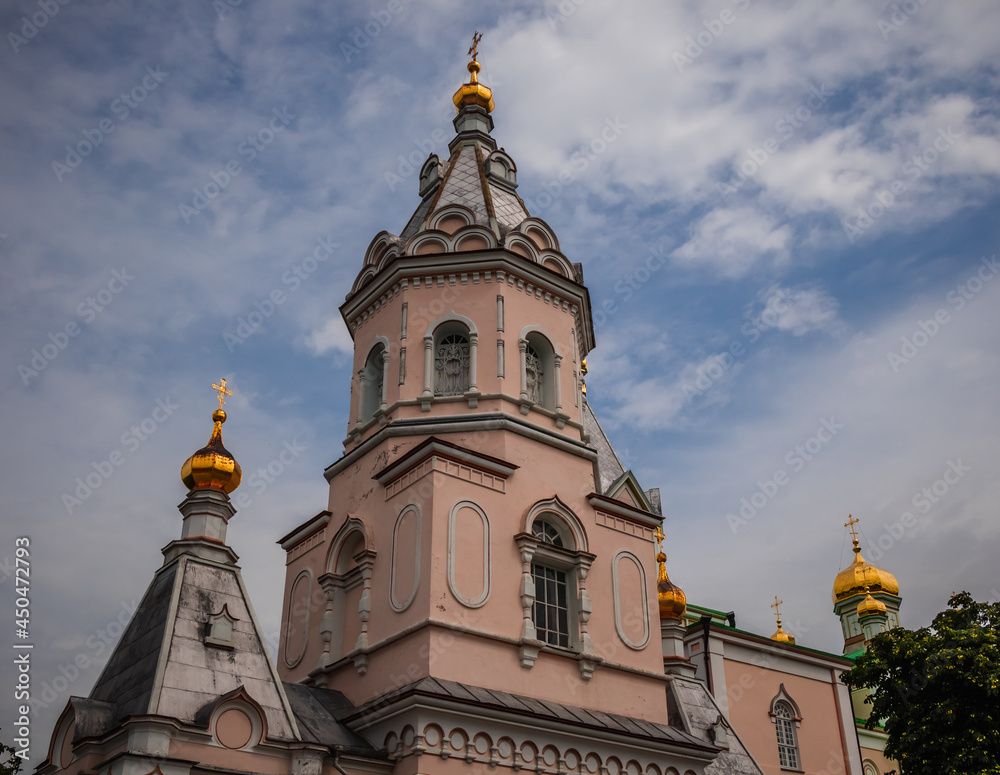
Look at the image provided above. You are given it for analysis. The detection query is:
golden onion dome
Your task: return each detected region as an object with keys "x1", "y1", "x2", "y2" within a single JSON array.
[
  {"x1": 181, "y1": 408, "x2": 241, "y2": 494},
  {"x1": 453, "y1": 58, "x2": 495, "y2": 114},
  {"x1": 857, "y1": 590, "x2": 888, "y2": 619},
  {"x1": 657, "y1": 552, "x2": 687, "y2": 619},
  {"x1": 833, "y1": 538, "x2": 900, "y2": 603}
]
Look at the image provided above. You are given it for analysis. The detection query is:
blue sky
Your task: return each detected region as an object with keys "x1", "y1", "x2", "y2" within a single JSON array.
[{"x1": 2, "y1": 0, "x2": 999, "y2": 758}]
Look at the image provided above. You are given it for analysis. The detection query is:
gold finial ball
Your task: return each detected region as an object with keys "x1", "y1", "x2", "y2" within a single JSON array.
[
  {"x1": 181, "y1": 412, "x2": 241, "y2": 494},
  {"x1": 468, "y1": 59, "x2": 481, "y2": 76}
]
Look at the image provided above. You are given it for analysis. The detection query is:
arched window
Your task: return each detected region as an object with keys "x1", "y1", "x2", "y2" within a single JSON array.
[
  {"x1": 361, "y1": 344, "x2": 386, "y2": 421},
  {"x1": 435, "y1": 329, "x2": 470, "y2": 395},
  {"x1": 773, "y1": 701, "x2": 800, "y2": 770},
  {"x1": 318, "y1": 522, "x2": 375, "y2": 675},
  {"x1": 530, "y1": 516, "x2": 573, "y2": 648},
  {"x1": 532, "y1": 519, "x2": 563, "y2": 547},
  {"x1": 520, "y1": 331, "x2": 558, "y2": 411},
  {"x1": 862, "y1": 761, "x2": 879, "y2": 775},
  {"x1": 514, "y1": 499, "x2": 596, "y2": 677}
]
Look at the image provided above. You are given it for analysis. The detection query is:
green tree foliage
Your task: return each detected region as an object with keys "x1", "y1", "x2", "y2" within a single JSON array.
[
  {"x1": 843, "y1": 591, "x2": 999, "y2": 775},
  {"x1": 0, "y1": 731, "x2": 21, "y2": 775}
]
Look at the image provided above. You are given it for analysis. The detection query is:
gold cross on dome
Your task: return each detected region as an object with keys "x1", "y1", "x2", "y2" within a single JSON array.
[
  {"x1": 771, "y1": 596, "x2": 783, "y2": 620},
  {"x1": 845, "y1": 514, "x2": 860, "y2": 541},
  {"x1": 654, "y1": 523, "x2": 666, "y2": 552},
  {"x1": 212, "y1": 378, "x2": 233, "y2": 409},
  {"x1": 468, "y1": 31, "x2": 482, "y2": 61}
]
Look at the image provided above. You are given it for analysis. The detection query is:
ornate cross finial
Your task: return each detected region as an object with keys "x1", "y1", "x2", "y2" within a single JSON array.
[
  {"x1": 845, "y1": 514, "x2": 860, "y2": 542},
  {"x1": 212, "y1": 378, "x2": 233, "y2": 409},
  {"x1": 468, "y1": 31, "x2": 482, "y2": 61},
  {"x1": 654, "y1": 523, "x2": 666, "y2": 552},
  {"x1": 771, "y1": 596, "x2": 783, "y2": 621}
]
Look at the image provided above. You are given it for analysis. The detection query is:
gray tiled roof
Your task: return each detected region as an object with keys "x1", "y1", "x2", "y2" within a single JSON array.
[
  {"x1": 667, "y1": 677, "x2": 764, "y2": 775},
  {"x1": 83, "y1": 555, "x2": 296, "y2": 742},
  {"x1": 583, "y1": 400, "x2": 626, "y2": 493},
  {"x1": 347, "y1": 676, "x2": 713, "y2": 751},
  {"x1": 282, "y1": 683, "x2": 379, "y2": 754},
  {"x1": 398, "y1": 142, "x2": 529, "y2": 241},
  {"x1": 88, "y1": 563, "x2": 177, "y2": 720}
]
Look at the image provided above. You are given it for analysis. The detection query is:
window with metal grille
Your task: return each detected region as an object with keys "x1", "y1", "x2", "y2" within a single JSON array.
[
  {"x1": 435, "y1": 333, "x2": 470, "y2": 395},
  {"x1": 774, "y1": 702, "x2": 800, "y2": 770},
  {"x1": 531, "y1": 563, "x2": 569, "y2": 648}
]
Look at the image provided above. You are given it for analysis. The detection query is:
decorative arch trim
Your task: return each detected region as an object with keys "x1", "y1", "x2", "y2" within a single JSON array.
[
  {"x1": 769, "y1": 683, "x2": 803, "y2": 724},
  {"x1": 612, "y1": 551, "x2": 651, "y2": 650},
  {"x1": 447, "y1": 500, "x2": 491, "y2": 608},
  {"x1": 428, "y1": 203, "x2": 476, "y2": 232},
  {"x1": 519, "y1": 324, "x2": 561, "y2": 356},
  {"x1": 425, "y1": 311, "x2": 478, "y2": 339},
  {"x1": 325, "y1": 516, "x2": 373, "y2": 574},
  {"x1": 521, "y1": 496, "x2": 588, "y2": 552},
  {"x1": 207, "y1": 687, "x2": 267, "y2": 750},
  {"x1": 517, "y1": 217, "x2": 561, "y2": 251}
]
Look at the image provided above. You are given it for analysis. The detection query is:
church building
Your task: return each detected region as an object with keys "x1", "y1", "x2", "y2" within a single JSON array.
[{"x1": 37, "y1": 45, "x2": 902, "y2": 775}]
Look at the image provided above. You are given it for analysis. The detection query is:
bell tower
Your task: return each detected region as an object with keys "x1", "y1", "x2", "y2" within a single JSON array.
[
  {"x1": 832, "y1": 516, "x2": 902, "y2": 654},
  {"x1": 273, "y1": 43, "x2": 703, "y2": 770}
]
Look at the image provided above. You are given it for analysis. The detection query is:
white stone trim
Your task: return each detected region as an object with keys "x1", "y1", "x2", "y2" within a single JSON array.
[
  {"x1": 611, "y1": 551, "x2": 650, "y2": 650},
  {"x1": 447, "y1": 500, "x2": 491, "y2": 608},
  {"x1": 283, "y1": 570, "x2": 312, "y2": 668},
  {"x1": 390, "y1": 505, "x2": 421, "y2": 613}
]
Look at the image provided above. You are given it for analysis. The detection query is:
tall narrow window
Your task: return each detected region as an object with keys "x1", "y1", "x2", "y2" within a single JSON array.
[
  {"x1": 774, "y1": 702, "x2": 800, "y2": 770},
  {"x1": 435, "y1": 333, "x2": 470, "y2": 395},
  {"x1": 361, "y1": 344, "x2": 385, "y2": 421},
  {"x1": 532, "y1": 563, "x2": 569, "y2": 647},
  {"x1": 528, "y1": 516, "x2": 574, "y2": 648}
]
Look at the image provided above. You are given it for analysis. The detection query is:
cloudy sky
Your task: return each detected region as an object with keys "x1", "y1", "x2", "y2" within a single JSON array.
[{"x1": 2, "y1": 0, "x2": 999, "y2": 759}]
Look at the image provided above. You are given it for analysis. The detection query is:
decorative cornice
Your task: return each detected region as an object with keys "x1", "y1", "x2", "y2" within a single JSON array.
[
  {"x1": 586, "y1": 493, "x2": 662, "y2": 529},
  {"x1": 325, "y1": 413, "x2": 597, "y2": 482},
  {"x1": 373, "y1": 436, "x2": 518, "y2": 485},
  {"x1": 278, "y1": 510, "x2": 331, "y2": 553},
  {"x1": 340, "y1": 250, "x2": 595, "y2": 360}
]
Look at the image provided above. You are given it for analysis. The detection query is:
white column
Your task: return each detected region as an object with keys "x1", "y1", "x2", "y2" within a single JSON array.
[
  {"x1": 553, "y1": 354, "x2": 563, "y2": 411},
  {"x1": 422, "y1": 336, "x2": 434, "y2": 397},
  {"x1": 468, "y1": 332, "x2": 479, "y2": 392},
  {"x1": 355, "y1": 369, "x2": 365, "y2": 424},
  {"x1": 518, "y1": 340, "x2": 528, "y2": 401},
  {"x1": 380, "y1": 349, "x2": 390, "y2": 412}
]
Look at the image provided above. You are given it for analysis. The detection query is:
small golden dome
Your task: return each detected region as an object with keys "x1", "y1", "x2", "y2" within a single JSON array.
[
  {"x1": 833, "y1": 539, "x2": 900, "y2": 603},
  {"x1": 657, "y1": 551, "x2": 687, "y2": 619},
  {"x1": 181, "y1": 408, "x2": 242, "y2": 494},
  {"x1": 453, "y1": 58, "x2": 495, "y2": 114},
  {"x1": 857, "y1": 590, "x2": 887, "y2": 619},
  {"x1": 769, "y1": 596, "x2": 796, "y2": 644},
  {"x1": 771, "y1": 621, "x2": 796, "y2": 644}
]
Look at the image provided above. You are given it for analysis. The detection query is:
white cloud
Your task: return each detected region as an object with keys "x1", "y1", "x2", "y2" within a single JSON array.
[
  {"x1": 757, "y1": 285, "x2": 841, "y2": 336},
  {"x1": 673, "y1": 206, "x2": 791, "y2": 278},
  {"x1": 306, "y1": 316, "x2": 354, "y2": 356}
]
